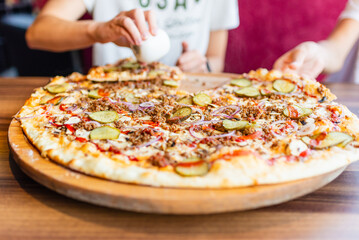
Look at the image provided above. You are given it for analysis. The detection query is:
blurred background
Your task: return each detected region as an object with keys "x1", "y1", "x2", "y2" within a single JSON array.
[{"x1": 0, "y1": 0, "x2": 349, "y2": 77}]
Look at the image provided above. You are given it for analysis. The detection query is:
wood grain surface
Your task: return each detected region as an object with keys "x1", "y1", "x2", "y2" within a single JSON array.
[{"x1": 1, "y1": 77, "x2": 359, "y2": 239}]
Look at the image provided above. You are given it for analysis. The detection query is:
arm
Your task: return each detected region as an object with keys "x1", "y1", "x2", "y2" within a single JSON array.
[
  {"x1": 176, "y1": 30, "x2": 228, "y2": 73},
  {"x1": 274, "y1": 18, "x2": 359, "y2": 78},
  {"x1": 26, "y1": 0, "x2": 157, "y2": 52},
  {"x1": 206, "y1": 30, "x2": 228, "y2": 73}
]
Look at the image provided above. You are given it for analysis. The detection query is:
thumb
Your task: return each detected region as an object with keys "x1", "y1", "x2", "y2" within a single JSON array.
[{"x1": 182, "y1": 41, "x2": 189, "y2": 54}]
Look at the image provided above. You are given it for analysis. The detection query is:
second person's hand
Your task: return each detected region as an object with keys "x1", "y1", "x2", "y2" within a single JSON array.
[
  {"x1": 90, "y1": 8, "x2": 157, "y2": 47},
  {"x1": 176, "y1": 41, "x2": 208, "y2": 73},
  {"x1": 273, "y1": 41, "x2": 328, "y2": 78}
]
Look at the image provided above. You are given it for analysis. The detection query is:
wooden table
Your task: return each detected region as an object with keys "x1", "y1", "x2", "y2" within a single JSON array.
[{"x1": 1, "y1": 77, "x2": 359, "y2": 240}]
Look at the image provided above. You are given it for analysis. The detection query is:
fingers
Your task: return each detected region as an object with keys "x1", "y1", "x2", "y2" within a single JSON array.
[
  {"x1": 114, "y1": 15, "x2": 142, "y2": 45},
  {"x1": 144, "y1": 10, "x2": 157, "y2": 36},
  {"x1": 177, "y1": 51, "x2": 207, "y2": 73},
  {"x1": 129, "y1": 9, "x2": 150, "y2": 40},
  {"x1": 288, "y1": 48, "x2": 306, "y2": 70},
  {"x1": 112, "y1": 9, "x2": 158, "y2": 46}
]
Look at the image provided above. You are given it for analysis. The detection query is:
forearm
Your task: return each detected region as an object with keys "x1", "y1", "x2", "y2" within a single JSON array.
[
  {"x1": 320, "y1": 18, "x2": 359, "y2": 73},
  {"x1": 206, "y1": 30, "x2": 228, "y2": 73},
  {"x1": 207, "y1": 57, "x2": 224, "y2": 73},
  {"x1": 26, "y1": 15, "x2": 99, "y2": 52}
]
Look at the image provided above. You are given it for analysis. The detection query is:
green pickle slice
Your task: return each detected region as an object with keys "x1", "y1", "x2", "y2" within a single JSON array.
[
  {"x1": 90, "y1": 126, "x2": 121, "y2": 140},
  {"x1": 273, "y1": 79, "x2": 296, "y2": 93},
  {"x1": 230, "y1": 78, "x2": 252, "y2": 87},
  {"x1": 193, "y1": 93, "x2": 212, "y2": 106},
  {"x1": 125, "y1": 93, "x2": 139, "y2": 103},
  {"x1": 175, "y1": 159, "x2": 209, "y2": 177},
  {"x1": 301, "y1": 132, "x2": 353, "y2": 149},
  {"x1": 89, "y1": 111, "x2": 119, "y2": 123},
  {"x1": 163, "y1": 80, "x2": 180, "y2": 88},
  {"x1": 167, "y1": 107, "x2": 192, "y2": 123},
  {"x1": 88, "y1": 89, "x2": 101, "y2": 99},
  {"x1": 222, "y1": 120, "x2": 249, "y2": 131},
  {"x1": 283, "y1": 105, "x2": 313, "y2": 119},
  {"x1": 234, "y1": 87, "x2": 260, "y2": 97},
  {"x1": 45, "y1": 83, "x2": 70, "y2": 94},
  {"x1": 177, "y1": 96, "x2": 193, "y2": 105}
]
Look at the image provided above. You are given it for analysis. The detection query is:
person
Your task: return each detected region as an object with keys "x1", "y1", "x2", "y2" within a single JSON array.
[
  {"x1": 274, "y1": 0, "x2": 359, "y2": 82},
  {"x1": 26, "y1": 0, "x2": 239, "y2": 73}
]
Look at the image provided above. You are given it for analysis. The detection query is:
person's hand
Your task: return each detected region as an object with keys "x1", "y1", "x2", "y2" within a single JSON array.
[
  {"x1": 274, "y1": 41, "x2": 328, "y2": 78},
  {"x1": 91, "y1": 8, "x2": 157, "y2": 47},
  {"x1": 176, "y1": 41, "x2": 208, "y2": 73}
]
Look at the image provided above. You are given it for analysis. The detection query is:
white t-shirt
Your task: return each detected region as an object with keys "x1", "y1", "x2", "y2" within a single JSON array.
[
  {"x1": 83, "y1": 0, "x2": 239, "y2": 66},
  {"x1": 327, "y1": 0, "x2": 359, "y2": 83}
]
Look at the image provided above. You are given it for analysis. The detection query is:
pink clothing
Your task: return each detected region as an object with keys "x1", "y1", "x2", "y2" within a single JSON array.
[{"x1": 224, "y1": 0, "x2": 348, "y2": 74}]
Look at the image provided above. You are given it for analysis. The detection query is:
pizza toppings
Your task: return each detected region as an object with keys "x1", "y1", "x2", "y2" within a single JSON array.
[
  {"x1": 193, "y1": 93, "x2": 212, "y2": 106},
  {"x1": 177, "y1": 96, "x2": 193, "y2": 105},
  {"x1": 175, "y1": 158, "x2": 209, "y2": 177},
  {"x1": 222, "y1": 119, "x2": 249, "y2": 131},
  {"x1": 234, "y1": 87, "x2": 260, "y2": 97},
  {"x1": 45, "y1": 83, "x2": 70, "y2": 94},
  {"x1": 230, "y1": 78, "x2": 252, "y2": 87},
  {"x1": 163, "y1": 80, "x2": 180, "y2": 88},
  {"x1": 273, "y1": 79, "x2": 296, "y2": 93},
  {"x1": 283, "y1": 105, "x2": 312, "y2": 119},
  {"x1": 89, "y1": 126, "x2": 121, "y2": 140},
  {"x1": 89, "y1": 111, "x2": 119, "y2": 123},
  {"x1": 167, "y1": 107, "x2": 192, "y2": 124},
  {"x1": 302, "y1": 132, "x2": 353, "y2": 149}
]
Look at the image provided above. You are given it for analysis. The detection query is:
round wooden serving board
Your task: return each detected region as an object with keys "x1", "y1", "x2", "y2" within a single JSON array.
[{"x1": 8, "y1": 73, "x2": 346, "y2": 215}]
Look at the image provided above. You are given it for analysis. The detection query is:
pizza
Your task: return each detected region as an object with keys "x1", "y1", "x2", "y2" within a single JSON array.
[
  {"x1": 87, "y1": 57, "x2": 183, "y2": 82},
  {"x1": 16, "y1": 61, "x2": 359, "y2": 188}
]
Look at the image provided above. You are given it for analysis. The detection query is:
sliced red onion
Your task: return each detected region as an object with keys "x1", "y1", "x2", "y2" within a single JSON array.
[
  {"x1": 106, "y1": 97, "x2": 118, "y2": 103},
  {"x1": 137, "y1": 135, "x2": 161, "y2": 148},
  {"x1": 212, "y1": 105, "x2": 240, "y2": 119},
  {"x1": 67, "y1": 104, "x2": 78, "y2": 112},
  {"x1": 139, "y1": 102, "x2": 155, "y2": 109},
  {"x1": 118, "y1": 101, "x2": 138, "y2": 112}
]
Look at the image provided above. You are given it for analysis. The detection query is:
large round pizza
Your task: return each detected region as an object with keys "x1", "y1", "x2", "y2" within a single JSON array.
[{"x1": 16, "y1": 58, "x2": 359, "y2": 188}]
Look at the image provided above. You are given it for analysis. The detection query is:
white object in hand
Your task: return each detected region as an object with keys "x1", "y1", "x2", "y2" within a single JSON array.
[{"x1": 131, "y1": 29, "x2": 170, "y2": 63}]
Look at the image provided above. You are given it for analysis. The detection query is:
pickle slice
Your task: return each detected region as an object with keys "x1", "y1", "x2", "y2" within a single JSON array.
[
  {"x1": 235, "y1": 87, "x2": 260, "y2": 97},
  {"x1": 39, "y1": 95, "x2": 53, "y2": 105},
  {"x1": 167, "y1": 107, "x2": 192, "y2": 123},
  {"x1": 177, "y1": 96, "x2": 193, "y2": 105},
  {"x1": 121, "y1": 61, "x2": 140, "y2": 69},
  {"x1": 47, "y1": 96, "x2": 63, "y2": 105},
  {"x1": 103, "y1": 66, "x2": 118, "y2": 73},
  {"x1": 283, "y1": 105, "x2": 313, "y2": 119},
  {"x1": 90, "y1": 126, "x2": 121, "y2": 140},
  {"x1": 163, "y1": 80, "x2": 180, "y2": 88},
  {"x1": 89, "y1": 111, "x2": 119, "y2": 123},
  {"x1": 124, "y1": 93, "x2": 139, "y2": 103},
  {"x1": 301, "y1": 132, "x2": 353, "y2": 149},
  {"x1": 230, "y1": 78, "x2": 252, "y2": 87},
  {"x1": 223, "y1": 120, "x2": 249, "y2": 131},
  {"x1": 260, "y1": 88, "x2": 273, "y2": 96},
  {"x1": 88, "y1": 89, "x2": 101, "y2": 99},
  {"x1": 45, "y1": 83, "x2": 70, "y2": 94},
  {"x1": 148, "y1": 70, "x2": 165, "y2": 78},
  {"x1": 193, "y1": 93, "x2": 212, "y2": 106},
  {"x1": 175, "y1": 160, "x2": 209, "y2": 177},
  {"x1": 273, "y1": 79, "x2": 296, "y2": 93}
]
